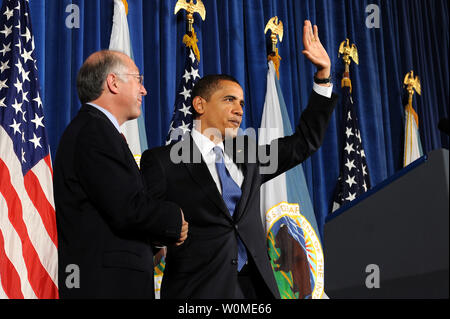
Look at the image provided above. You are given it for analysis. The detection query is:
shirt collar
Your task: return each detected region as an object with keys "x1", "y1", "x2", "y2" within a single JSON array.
[
  {"x1": 87, "y1": 102, "x2": 121, "y2": 133},
  {"x1": 191, "y1": 128, "x2": 224, "y2": 158}
]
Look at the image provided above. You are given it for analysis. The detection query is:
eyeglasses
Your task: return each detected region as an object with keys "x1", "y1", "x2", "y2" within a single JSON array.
[{"x1": 115, "y1": 73, "x2": 144, "y2": 85}]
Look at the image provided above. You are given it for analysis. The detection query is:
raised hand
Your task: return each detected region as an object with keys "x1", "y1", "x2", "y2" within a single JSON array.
[{"x1": 302, "y1": 20, "x2": 331, "y2": 80}]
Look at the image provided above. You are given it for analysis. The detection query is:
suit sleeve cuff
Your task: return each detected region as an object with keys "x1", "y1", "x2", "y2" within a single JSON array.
[{"x1": 313, "y1": 82, "x2": 333, "y2": 98}]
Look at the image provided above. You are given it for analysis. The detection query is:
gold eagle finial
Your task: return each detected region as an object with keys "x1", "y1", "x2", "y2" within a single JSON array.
[
  {"x1": 265, "y1": 17, "x2": 284, "y2": 79},
  {"x1": 403, "y1": 71, "x2": 421, "y2": 139},
  {"x1": 265, "y1": 16, "x2": 284, "y2": 54},
  {"x1": 174, "y1": 0, "x2": 206, "y2": 33},
  {"x1": 338, "y1": 39, "x2": 358, "y2": 92},
  {"x1": 404, "y1": 70, "x2": 421, "y2": 96},
  {"x1": 338, "y1": 38, "x2": 359, "y2": 65}
]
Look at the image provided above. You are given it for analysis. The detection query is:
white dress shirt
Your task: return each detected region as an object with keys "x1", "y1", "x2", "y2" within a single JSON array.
[
  {"x1": 313, "y1": 83, "x2": 333, "y2": 98},
  {"x1": 191, "y1": 128, "x2": 244, "y2": 194},
  {"x1": 190, "y1": 83, "x2": 333, "y2": 193}
]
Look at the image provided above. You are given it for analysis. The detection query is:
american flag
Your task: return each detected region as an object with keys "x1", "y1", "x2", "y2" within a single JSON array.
[
  {"x1": 0, "y1": 0, "x2": 58, "y2": 298},
  {"x1": 165, "y1": 46, "x2": 200, "y2": 145},
  {"x1": 154, "y1": 35, "x2": 201, "y2": 298},
  {"x1": 332, "y1": 86, "x2": 371, "y2": 212}
]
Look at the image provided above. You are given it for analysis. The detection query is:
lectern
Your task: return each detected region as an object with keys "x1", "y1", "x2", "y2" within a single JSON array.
[{"x1": 324, "y1": 149, "x2": 449, "y2": 298}]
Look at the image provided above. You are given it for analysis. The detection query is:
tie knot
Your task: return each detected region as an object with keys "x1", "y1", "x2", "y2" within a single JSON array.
[{"x1": 212, "y1": 146, "x2": 224, "y2": 162}]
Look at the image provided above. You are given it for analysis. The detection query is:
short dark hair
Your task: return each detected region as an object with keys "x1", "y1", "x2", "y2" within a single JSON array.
[
  {"x1": 76, "y1": 50, "x2": 126, "y2": 104},
  {"x1": 192, "y1": 74, "x2": 240, "y2": 101},
  {"x1": 191, "y1": 74, "x2": 241, "y2": 118}
]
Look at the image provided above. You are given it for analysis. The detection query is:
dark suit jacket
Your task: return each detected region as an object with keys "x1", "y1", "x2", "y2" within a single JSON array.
[
  {"x1": 141, "y1": 91, "x2": 338, "y2": 299},
  {"x1": 54, "y1": 104, "x2": 182, "y2": 298}
]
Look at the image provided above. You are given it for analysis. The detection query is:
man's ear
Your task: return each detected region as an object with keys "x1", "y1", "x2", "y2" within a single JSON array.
[
  {"x1": 192, "y1": 96, "x2": 205, "y2": 115},
  {"x1": 105, "y1": 73, "x2": 120, "y2": 94}
]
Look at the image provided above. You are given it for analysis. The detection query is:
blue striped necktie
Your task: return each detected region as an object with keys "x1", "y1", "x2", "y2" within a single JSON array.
[{"x1": 213, "y1": 146, "x2": 248, "y2": 271}]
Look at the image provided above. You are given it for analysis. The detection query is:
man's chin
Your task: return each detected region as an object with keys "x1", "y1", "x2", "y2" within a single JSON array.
[
  {"x1": 224, "y1": 128, "x2": 239, "y2": 139},
  {"x1": 128, "y1": 110, "x2": 141, "y2": 121}
]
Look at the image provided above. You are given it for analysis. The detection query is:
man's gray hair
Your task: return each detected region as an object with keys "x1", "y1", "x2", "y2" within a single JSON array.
[{"x1": 76, "y1": 50, "x2": 127, "y2": 104}]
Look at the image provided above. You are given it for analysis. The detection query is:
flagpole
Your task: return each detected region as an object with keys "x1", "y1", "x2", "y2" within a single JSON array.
[
  {"x1": 174, "y1": 0, "x2": 206, "y2": 62},
  {"x1": 261, "y1": 17, "x2": 327, "y2": 299},
  {"x1": 153, "y1": 1, "x2": 206, "y2": 299},
  {"x1": 403, "y1": 71, "x2": 422, "y2": 166},
  {"x1": 338, "y1": 38, "x2": 359, "y2": 92},
  {"x1": 332, "y1": 38, "x2": 371, "y2": 213},
  {"x1": 265, "y1": 16, "x2": 284, "y2": 79}
]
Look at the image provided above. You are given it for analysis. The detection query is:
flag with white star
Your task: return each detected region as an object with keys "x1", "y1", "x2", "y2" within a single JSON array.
[
  {"x1": 154, "y1": 29, "x2": 202, "y2": 299},
  {"x1": 165, "y1": 35, "x2": 201, "y2": 145},
  {"x1": 332, "y1": 86, "x2": 371, "y2": 212},
  {"x1": 0, "y1": 0, "x2": 58, "y2": 298}
]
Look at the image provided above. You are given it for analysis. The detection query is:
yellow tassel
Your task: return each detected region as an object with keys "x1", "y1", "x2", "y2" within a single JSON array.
[
  {"x1": 267, "y1": 48, "x2": 282, "y2": 79},
  {"x1": 406, "y1": 99, "x2": 419, "y2": 128},
  {"x1": 183, "y1": 28, "x2": 201, "y2": 62},
  {"x1": 121, "y1": 0, "x2": 128, "y2": 15},
  {"x1": 341, "y1": 77, "x2": 352, "y2": 93}
]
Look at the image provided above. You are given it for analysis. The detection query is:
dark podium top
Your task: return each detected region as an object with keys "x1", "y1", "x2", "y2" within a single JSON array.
[{"x1": 324, "y1": 149, "x2": 449, "y2": 298}]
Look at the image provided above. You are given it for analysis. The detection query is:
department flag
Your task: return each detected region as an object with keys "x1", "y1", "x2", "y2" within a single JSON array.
[
  {"x1": 403, "y1": 98, "x2": 423, "y2": 166},
  {"x1": 332, "y1": 86, "x2": 371, "y2": 212},
  {"x1": 0, "y1": 0, "x2": 58, "y2": 299},
  {"x1": 109, "y1": 0, "x2": 148, "y2": 166},
  {"x1": 260, "y1": 61, "x2": 325, "y2": 299}
]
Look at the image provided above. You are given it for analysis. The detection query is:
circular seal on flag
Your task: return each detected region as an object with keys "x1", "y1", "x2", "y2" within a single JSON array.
[{"x1": 266, "y1": 202, "x2": 324, "y2": 299}]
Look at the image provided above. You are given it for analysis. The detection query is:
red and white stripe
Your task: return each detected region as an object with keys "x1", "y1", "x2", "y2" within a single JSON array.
[{"x1": 0, "y1": 127, "x2": 58, "y2": 299}]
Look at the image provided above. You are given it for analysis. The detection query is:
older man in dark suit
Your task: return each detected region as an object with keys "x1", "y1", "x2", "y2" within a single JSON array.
[
  {"x1": 141, "y1": 20, "x2": 338, "y2": 299},
  {"x1": 53, "y1": 50, "x2": 188, "y2": 298}
]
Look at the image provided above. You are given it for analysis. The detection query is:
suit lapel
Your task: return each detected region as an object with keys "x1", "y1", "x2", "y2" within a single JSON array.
[
  {"x1": 81, "y1": 104, "x2": 139, "y2": 172},
  {"x1": 180, "y1": 135, "x2": 232, "y2": 221}
]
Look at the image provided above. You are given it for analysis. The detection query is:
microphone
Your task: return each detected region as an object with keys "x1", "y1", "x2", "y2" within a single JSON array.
[{"x1": 438, "y1": 118, "x2": 449, "y2": 136}]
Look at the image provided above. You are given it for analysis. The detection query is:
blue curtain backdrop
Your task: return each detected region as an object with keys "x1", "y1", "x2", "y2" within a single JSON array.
[{"x1": 7, "y1": 0, "x2": 448, "y2": 239}]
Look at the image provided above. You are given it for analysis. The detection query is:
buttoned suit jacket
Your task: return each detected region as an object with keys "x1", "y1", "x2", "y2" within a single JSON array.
[
  {"x1": 140, "y1": 91, "x2": 338, "y2": 299},
  {"x1": 54, "y1": 104, "x2": 182, "y2": 298}
]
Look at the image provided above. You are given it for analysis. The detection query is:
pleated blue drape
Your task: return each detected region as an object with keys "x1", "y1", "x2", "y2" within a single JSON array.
[{"x1": 7, "y1": 0, "x2": 448, "y2": 239}]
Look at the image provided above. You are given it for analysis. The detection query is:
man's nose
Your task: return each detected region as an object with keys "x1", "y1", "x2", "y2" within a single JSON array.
[
  {"x1": 234, "y1": 102, "x2": 243, "y2": 116},
  {"x1": 141, "y1": 85, "x2": 147, "y2": 96}
]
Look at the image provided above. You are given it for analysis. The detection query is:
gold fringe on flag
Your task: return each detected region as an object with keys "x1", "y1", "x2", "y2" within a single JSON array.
[{"x1": 183, "y1": 27, "x2": 201, "y2": 62}]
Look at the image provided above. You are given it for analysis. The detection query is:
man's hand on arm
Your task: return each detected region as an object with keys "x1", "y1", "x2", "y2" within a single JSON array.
[{"x1": 175, "y1": 209, "x2": 189, "y2": 246}]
